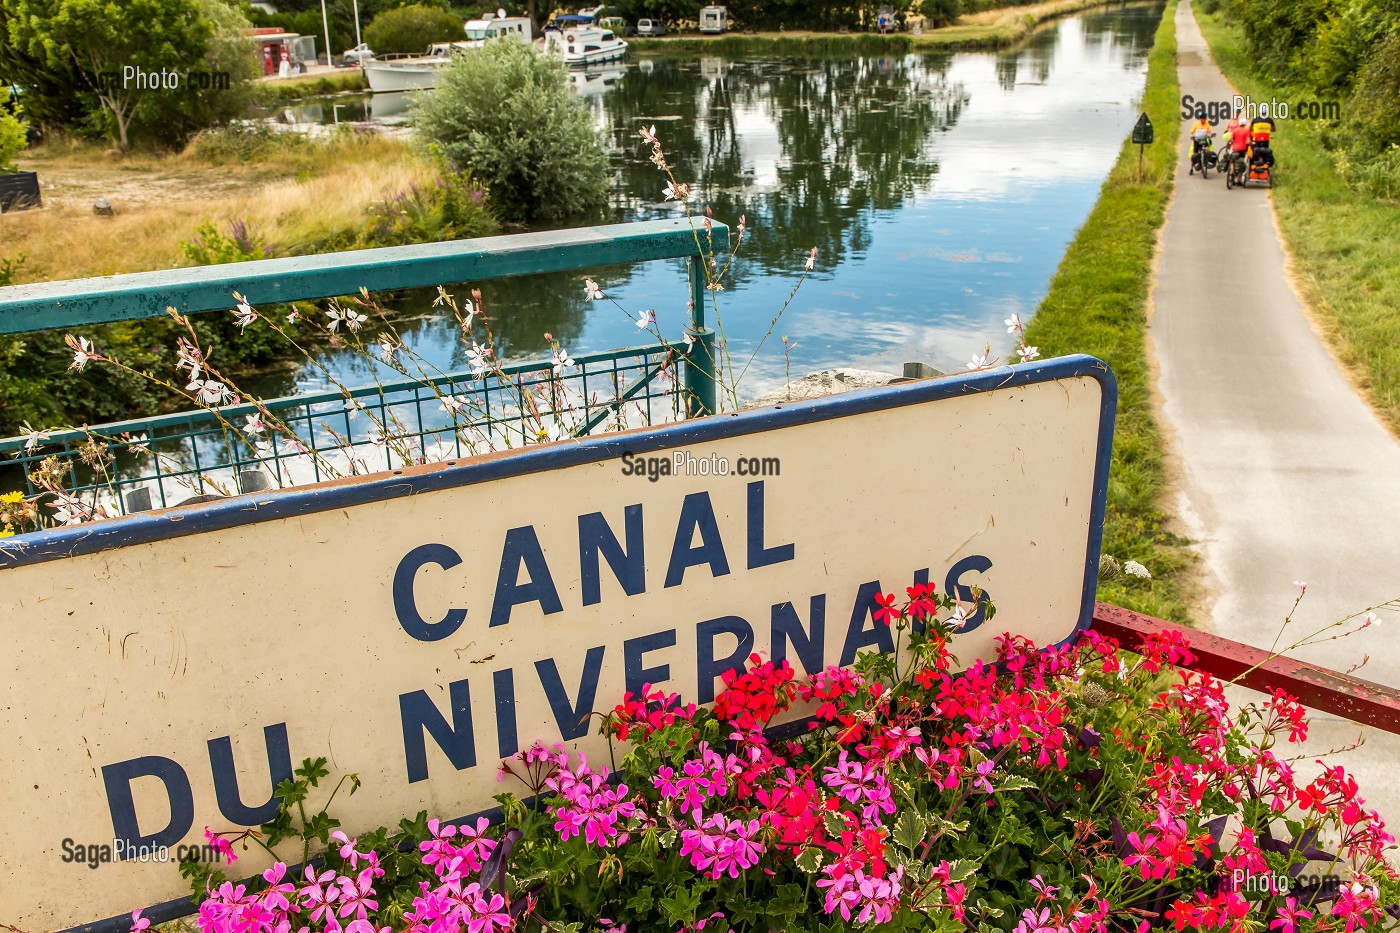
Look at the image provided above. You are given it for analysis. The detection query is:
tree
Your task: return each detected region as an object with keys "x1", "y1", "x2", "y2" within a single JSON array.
[
  {"x1": 133, "y1": 0, "x2": 261, "y2": 147},
  {"x1": 0, "y1": 109, "x2": 27, "y2": 171},
  {"x1": 7, "y1": 0, "x2": 213, "y2": 148},
  {"x1": 411, "y1": 40, "x2": 609, "y2": 225},
  {"x1": 365, "y1": 3, "x2": 463, "y2": 53}
]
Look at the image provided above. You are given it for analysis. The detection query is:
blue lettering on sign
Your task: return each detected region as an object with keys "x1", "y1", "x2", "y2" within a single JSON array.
[
  {"x1": 578, "y1": 506, "x2": 646, "y2": 606},
  {"x1": 695, "y1": 615, "x2": 754, "y2": 703},
  {"x1": 746, "y1": 481, "x2": 795, "y2": 569},
  {"x1": 102, "y1": 756, "x2": 194, "y2": 854},
  {"x1": 945, "y1": 555, "x2": 994, "y2": 632},
  {"x1": 771, "y1": 594, "x2": 826, "y2": 676},
  {"x1": 840, "y1": 580, "x2": 896, "y2": 666},
  {"x1": 535, "y1": 646, "x2": 606, "y2": 740},
  {"x1": 393, "y1": 543, "x2": 468, "y2": 642},
  {"x1": 664, "y1": 492, "x2": 730, "y2": 587},
  {"x1": 490, "y1": 526, "x2": 564, "y2": 627},
  {"x1": 624, "y1": 629, "x2": 676, "y2": 696},
  {"x1": 207, "y1": 723, "x2": 293, "y2": 825},
  {"x1": 399, "y1": 678, "x2": 476, "y2": 784},
  {"x1": 492, "y1": 668, "x2": 518, "y2": 758}
]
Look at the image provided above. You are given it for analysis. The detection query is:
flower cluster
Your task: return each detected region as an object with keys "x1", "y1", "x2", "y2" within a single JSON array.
[{"x1": 186, "y1": 590, "x2": 1400, "y2": 933}]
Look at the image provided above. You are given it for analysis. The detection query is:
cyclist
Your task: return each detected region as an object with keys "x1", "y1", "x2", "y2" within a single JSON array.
[
  {"x1": 1188, "y1": 114, "x2": 1213, "y2": 175},
  {"x1": 1247, "y1": 103, "x2": 1276, "y2": 171},
  {"x1": 1223, "y1": 110, "x2": 1252, "y2": 176}
]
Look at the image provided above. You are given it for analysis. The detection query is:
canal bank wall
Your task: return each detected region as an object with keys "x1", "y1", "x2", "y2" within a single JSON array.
[
  {"x1": 630, "y1": 0, "x2": 1136, "y2": 53},
  {"x1": 1018, "y1": 0, "x2": 1190, "y2": 622}
]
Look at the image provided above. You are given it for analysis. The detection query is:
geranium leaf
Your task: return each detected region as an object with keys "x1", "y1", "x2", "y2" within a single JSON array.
[
  {"x1": 795, "y1": 846, "x2": 825, "y2": 874},
  {"x1": 995, "y1": 775, "x2": 1038, "y2": 792},
  {"x1": 947, "y1": 859, "x2": 977, "y2": 884},
  {"x1": 893, "y1": 809, "x2": 928, "y2": 853}
]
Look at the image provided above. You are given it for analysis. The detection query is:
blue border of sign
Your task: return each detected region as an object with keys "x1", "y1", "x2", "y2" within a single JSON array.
[{"x1": 21, "y1": 354, "x2": 1115, "y2": 933}]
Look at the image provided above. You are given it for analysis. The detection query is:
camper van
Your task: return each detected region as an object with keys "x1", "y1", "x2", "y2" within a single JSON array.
[{"x1": 699, "y1": 5, "x2": 727, "y2": 33}]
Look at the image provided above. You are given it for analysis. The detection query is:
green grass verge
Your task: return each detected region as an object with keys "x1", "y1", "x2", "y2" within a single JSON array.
[
  {"x1": 253, "y1": 70, "x2": 369, "y2": 105},
  {"x1": 1022, "y1": 0, "x2": 1193, "y2": 622},
  {"x1": 1195, "y1": 12, "x2": 1400, "y2": 437}
]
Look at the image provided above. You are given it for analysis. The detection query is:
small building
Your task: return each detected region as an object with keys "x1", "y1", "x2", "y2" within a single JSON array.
[{"x1": 244, "y1": 28, "x2": 317, "y2": 75}]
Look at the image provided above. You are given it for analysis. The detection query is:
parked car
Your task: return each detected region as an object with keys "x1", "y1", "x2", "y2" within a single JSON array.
[
  {"x1": 635, "y1": 17, "x2": 667, "y2": 36},
  {"x1": 342, "y1": 43, "x2": 375, "y2": 64}
]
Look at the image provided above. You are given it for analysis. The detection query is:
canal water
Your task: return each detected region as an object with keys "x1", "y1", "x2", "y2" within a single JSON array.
[{"x1": 286, "y1": 2, "x2": 1165, "y2": 403}]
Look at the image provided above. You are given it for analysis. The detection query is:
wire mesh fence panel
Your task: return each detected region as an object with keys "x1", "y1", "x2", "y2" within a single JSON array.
[{"x1": 0, "y1": 345, "x2": 687, "y2": 518}]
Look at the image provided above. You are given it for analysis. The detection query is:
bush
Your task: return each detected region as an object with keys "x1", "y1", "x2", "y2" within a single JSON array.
[
  {"x1": 0, "y1": 109, "x2": 28, "y2": 172},
  {"x1": 364, "y1": 3, "x2": 465, "y2": 53},
  {"x1": 411, "y1": 40, "x2": 609, "y2": 225}
]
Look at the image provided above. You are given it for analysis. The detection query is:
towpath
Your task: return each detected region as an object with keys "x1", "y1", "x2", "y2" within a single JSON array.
[{"x1": 1150, "y1": 1, "x2": 1400, "y2": 819}]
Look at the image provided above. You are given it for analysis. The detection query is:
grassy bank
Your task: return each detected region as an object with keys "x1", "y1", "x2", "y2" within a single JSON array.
[
  {"x1": 1, "y1": 131, "x2": 474, "y2": 284},
  {"x1": 1021, "y1": 0, "x2": 1191, "y2": 621},
  {"x1": 254, "y1": 70, "x2": 369, "y2": 104},
  {"x1": 630, "y1": 0, "x2": 1118, "y2": 53},
  {"x1": 1196, "y1": 12, "x2": 1400, "y2": 437}
]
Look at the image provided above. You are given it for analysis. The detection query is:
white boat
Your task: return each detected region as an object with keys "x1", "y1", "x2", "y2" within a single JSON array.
[
  {"x1": 362, "y1": 43, "x2": 471, "y2": 93},
  {"x1": 542, "y1": 25, "x2": 628, "y2": 66}
]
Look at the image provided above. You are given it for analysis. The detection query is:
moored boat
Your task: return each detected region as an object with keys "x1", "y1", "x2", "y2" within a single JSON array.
[
  {"x1": 541, "y1": 25, "x2": 628, "y2": 66},
  {"x1": 362, "y1": 43, "x2": 472, "y2": 93}
]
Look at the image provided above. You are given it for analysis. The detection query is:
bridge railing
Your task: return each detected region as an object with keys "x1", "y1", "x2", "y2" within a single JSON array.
[
  {"x1": 1090, "y1": 603, "x2": 1400, "y2": 733},
  {"x1": 0, "y1": 218, "x2": 725, "y2": 514}
]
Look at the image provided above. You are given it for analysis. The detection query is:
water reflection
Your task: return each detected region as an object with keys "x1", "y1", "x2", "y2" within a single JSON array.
[{"x1": 289, "y1": 2, "x2": 1164, "y2": 402}]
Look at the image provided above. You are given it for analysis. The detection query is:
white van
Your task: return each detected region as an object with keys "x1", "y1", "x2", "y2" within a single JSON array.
[{"x1": 699, "y1": 5, "x2": 727, "y2": 34}]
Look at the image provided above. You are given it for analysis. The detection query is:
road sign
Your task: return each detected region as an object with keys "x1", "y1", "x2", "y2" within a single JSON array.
[
  {"x1": 0, "y1": 355, "x2": 1115, "y2": 932},
  {"x1": 1132, "y1": 112, "x2": 1154, "y2": 145}
]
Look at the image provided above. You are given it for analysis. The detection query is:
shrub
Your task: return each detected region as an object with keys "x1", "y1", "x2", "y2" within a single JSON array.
[
  {"x1": 411, "y1": 40, "x2": 609, "y2": 225},
  {"x1": 0, "y1": 109, "x2": 28, "y2": 172},
  {"x1": 364, "y1": 3, "x2": 465, "y2": 53}
]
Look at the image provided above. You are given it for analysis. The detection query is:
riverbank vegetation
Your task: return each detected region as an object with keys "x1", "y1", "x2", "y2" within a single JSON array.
[
  {"x1": 413, "y1": 39, "x2": 609, "y2": 225},
  {"x1": 1, "y1": 0, "x2": 260, "y2": 149},
  {"x1": 630, "y1": 0, "x2": 1116, "y2": 51},
  {"x1": 1194, "y1": 8, "x2": 1400, "y2": 438},
  {"x1": 1022, "y1": 0, "x2": 1191, "y2": 622},
  {"x1": 0, "y1": 130, "x2": 497, "y2": 436}
]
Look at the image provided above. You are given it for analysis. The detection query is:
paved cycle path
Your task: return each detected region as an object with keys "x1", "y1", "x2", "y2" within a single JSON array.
[{"x1": 1150, "y1": 0, "x2": 1400, "y2": 819}]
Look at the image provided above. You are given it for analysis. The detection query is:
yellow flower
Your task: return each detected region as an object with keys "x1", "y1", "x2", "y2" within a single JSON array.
[
  {"x1": 0, "y1": 525, "x2": 14, "y2": 538},
  {"x1": 0, "y1": 491, "x2": 24, "y2": 505}
]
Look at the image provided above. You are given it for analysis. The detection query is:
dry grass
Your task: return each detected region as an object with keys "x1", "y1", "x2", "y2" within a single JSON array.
[{"x1": 2, "y1": 133, "x2": 433, "y2": 283}]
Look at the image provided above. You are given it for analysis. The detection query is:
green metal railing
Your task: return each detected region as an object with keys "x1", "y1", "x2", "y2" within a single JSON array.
[{"x1": 0, "y1": 217, "x2": 726, "y2": 514}]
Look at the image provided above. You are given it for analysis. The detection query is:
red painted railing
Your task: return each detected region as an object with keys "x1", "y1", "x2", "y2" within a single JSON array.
[{"x1": 1090, "y1": 603, "x2": 1400, "y2": 735}]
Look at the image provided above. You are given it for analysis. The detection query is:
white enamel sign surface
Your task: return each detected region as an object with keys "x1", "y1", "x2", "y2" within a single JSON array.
[{"x1": 0, "y1": 358, "x2": 1113, "y2": 931}]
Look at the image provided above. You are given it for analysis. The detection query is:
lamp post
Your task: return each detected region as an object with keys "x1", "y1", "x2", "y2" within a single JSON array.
[
  {"x1": 352, "y1": 0, "x2": 362, "y2": 49},
  {"x1": 319, "y1": 0, "x2": 333, "y2": 66}
]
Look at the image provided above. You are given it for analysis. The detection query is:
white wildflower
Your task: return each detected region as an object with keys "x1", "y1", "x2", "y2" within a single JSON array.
[
  {"x1": 67, "y1": 336, "x2": 97, "y2": 371},
  {"x1": 1123, "y1": 560, "x2": 1152, "y2": 580},
  {"x1": 19, "y1": 422, "x2": 49, "y2": 453},
  {"x1": 551, "y1": 346, "x2": 575, "y2": 374},
  {"x1": 1018, "y1": 345, "x2": 1041, "y2": 363},
  {"x1": 584, "y1": 278, "x2": 604, "y2": 301},
  {"x1": 466, "y1": 342, "x2": 492, "y2": 376},
  {"x1": 637, "y1": 309, "x2": 656, "y2": 330},
  {"x1": 232, "y1": 295, "x2": 258, "y2": 333},
  {"x1": 1005, "y1": 313, "x2": 1023, "y2": 333}
]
